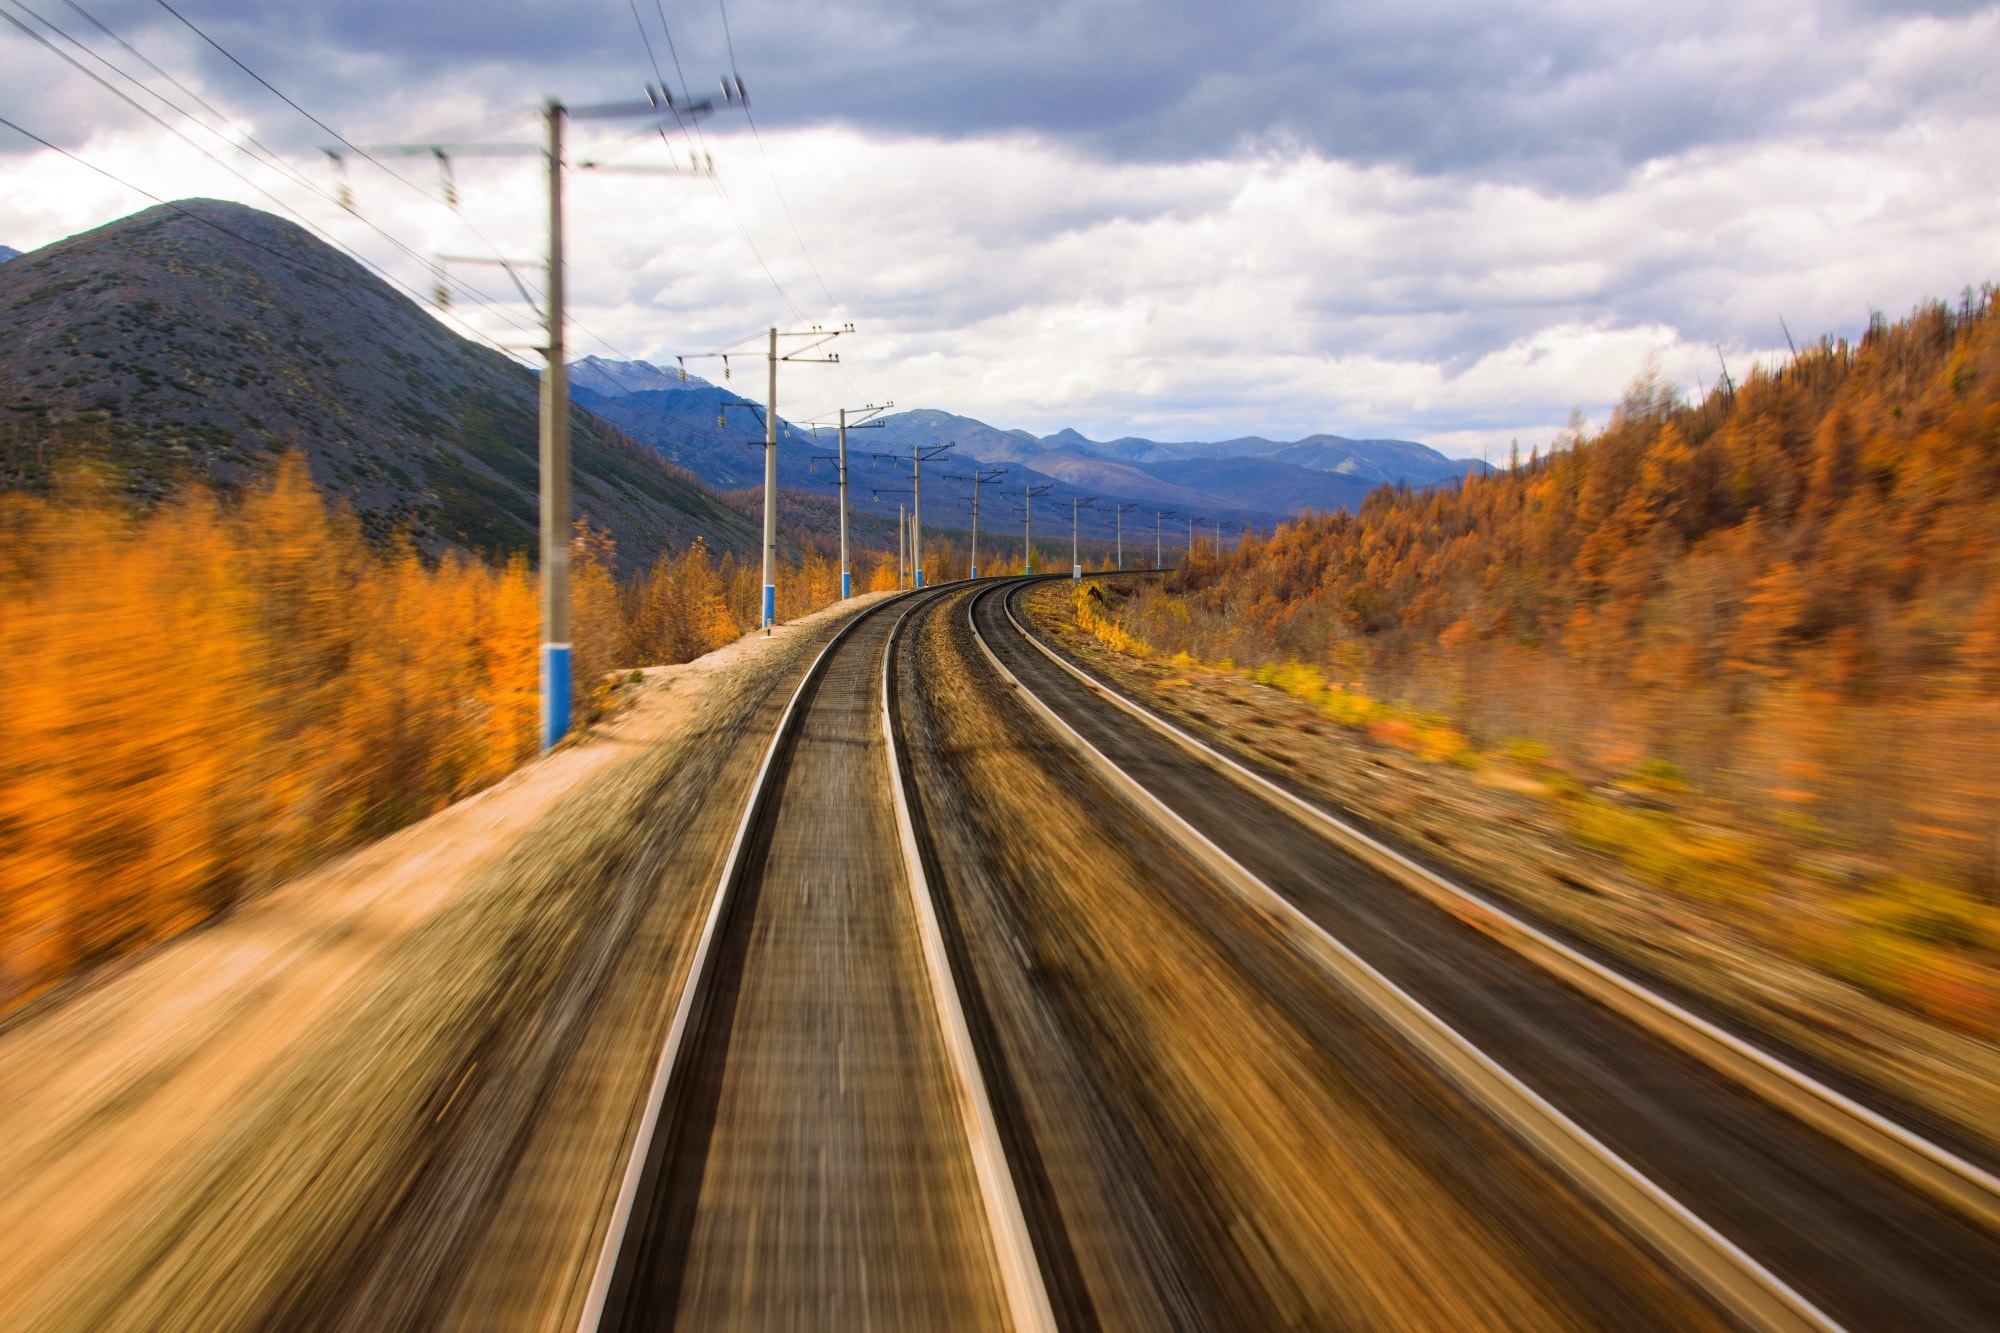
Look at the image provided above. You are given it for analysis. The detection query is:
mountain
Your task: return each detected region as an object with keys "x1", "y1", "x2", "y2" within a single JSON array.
[
  {"x1": 562, "y1": 367, "x2": 1482, "y2": 543},
  {"x1": 0, "y1": 246, "x2": 20, "y2": 263},
  {"x1": 1139, "y1": 456, "x2": 1381, "y2": 516},
  {"x1": 0, "y1": 202, "x2": 756, "y2": 569},
  {"x1": 866, "y1": 410, "x2": 1479, "y2": 519}
]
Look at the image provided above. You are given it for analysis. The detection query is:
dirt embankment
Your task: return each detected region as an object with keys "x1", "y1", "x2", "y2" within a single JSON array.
[
  {"x1": 0, "y1": 596, "x2": 887, "y2": 1332},
  {"x1": 1028, "y1": 581, "x2": 2000, "y2": 1168}
]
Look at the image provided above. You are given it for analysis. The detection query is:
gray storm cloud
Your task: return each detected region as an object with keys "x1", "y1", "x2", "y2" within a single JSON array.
[{"x1": 5, "y1": 0, "x2": 1992, "y2": 184}]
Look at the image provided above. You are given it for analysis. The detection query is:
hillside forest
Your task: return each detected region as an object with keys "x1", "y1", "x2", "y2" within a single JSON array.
[
  {"x1": 1091, "y1": 293, "x2": 2000, "y2": 1034},
  {"x1": 0, "y1": 456, "x2": 925, "y2": 1014}
]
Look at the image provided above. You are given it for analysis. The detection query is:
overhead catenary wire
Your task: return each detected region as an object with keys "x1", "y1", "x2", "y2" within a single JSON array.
[
  {"x1": 144, "y1": 0, "x2": 577, "y2": 330},
  {"x1": 0, "y1": 108, "x2": 526, "y2": 360},
  {"x1": 627, "y1": 0, "x2": 883, "y2": 407},
  {"x1": 57, "y1": 0, "x2": 707, "y2": 371},
  {"x1": 715, "y1": 0, "x2": 884, "y2": 404},
  {"x1": 1, "y1": 0, "x2": 549, "y2": 347}
]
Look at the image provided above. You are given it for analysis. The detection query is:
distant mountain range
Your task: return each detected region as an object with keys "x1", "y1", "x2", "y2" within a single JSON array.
[
  {"x1": 0, "y1": 245, "x2": 20, "y2": 263},
  {"x1": 0, "y1": 202, "x2": 755, "y2": 570},
  {"x1": 572, "y1": 356, "x2": 1485, "y2": 539},
  {"x1": 0, "y1": 196, "x2": 1479, "y2": 568}
]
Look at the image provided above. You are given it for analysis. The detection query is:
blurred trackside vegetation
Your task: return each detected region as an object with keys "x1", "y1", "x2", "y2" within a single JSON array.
[
  {"x1": 0, "y1": 456, "x2": 854, "y2": 1014},
  {"x1": 1069, "y1": 291, "x2": 2000, "y2": 1038}
]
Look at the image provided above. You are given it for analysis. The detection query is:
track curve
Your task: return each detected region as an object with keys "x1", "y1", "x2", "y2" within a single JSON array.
[{"x1": 979, "y1": 574, "x2": 2000, "y2": 1332}]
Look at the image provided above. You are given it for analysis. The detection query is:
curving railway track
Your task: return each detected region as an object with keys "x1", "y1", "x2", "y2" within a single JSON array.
[{"x1": 575, "y1": 575, "x2": 2000, "y2": 1332}]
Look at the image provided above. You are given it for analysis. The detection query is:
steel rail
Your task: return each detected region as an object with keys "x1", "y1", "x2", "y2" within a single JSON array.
[
  {"x1": 881, "y1": 596, "x2": 1060, "y2": 1333},
  {"x1": 967, "y1": 578, "x2": 1840, "y2": 1333},
  {"x1": 1003, "y1": 579, "x2": 2000, "y2": 1239},
  {"x1": 579, "y1": 583, "x2": 1044, "y2": 1331}
]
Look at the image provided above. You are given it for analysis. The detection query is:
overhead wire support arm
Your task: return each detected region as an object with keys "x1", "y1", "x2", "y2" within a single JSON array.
[
  {"x1": 942, "y1": 465, "x2": 1009, "y2": 578},
  {"x1": 1069, "y1": 495, "x2": 1098, "y2": 582},
  {"x1": 905, "y1": 438, "x2": 955, "y2": 588},
  {"x1": 814, "y1": 402, "x2": 892, "y2": 598},
  {"x1": 1010, "y1": 482, "x2": 1053, "y2": 575},
  {"x1": 679, "y1": 326, "x2": 861, "y2": 628},
  {"x1": 1111, "y1": 501, "x2": 1140, "y2": 571}
]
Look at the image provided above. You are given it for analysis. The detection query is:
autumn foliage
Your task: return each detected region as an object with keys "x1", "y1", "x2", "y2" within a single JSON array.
[
  {"x1": 1108, "y1": 293, "x2": 2000, "y2": 1027},
  {"x1": 0, "y1": 456, "x2": 850, "y2": 1012}
]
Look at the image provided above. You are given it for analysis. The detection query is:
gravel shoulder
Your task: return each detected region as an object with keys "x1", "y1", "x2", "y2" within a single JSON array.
[{"x1": 0, "y1": 594, "x2": 888, "y2": 1333}]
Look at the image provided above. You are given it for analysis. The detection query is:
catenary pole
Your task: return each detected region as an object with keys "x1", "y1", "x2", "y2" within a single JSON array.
[
  {"x1": 898, "y1": 501, "x2": 907, "y2": 587},
  {"x1": 836, "y1": 404, "x2": 852, "y2": 592},
  {"x1": 538, "y1": 98, "x2": 570, "y2": 752},
  {"x1": 1070, "y1": 495, "x2": 1095, "y2": 582},
  {"x1": 913, "y1": 437, "x2": 923, "y2": 588},
  {"x1": 952, "y1": 467, "x2": 1004, "y2": 577},
  {"x1": 762, "y1": 326, "x2": 778, "y2": 629}
]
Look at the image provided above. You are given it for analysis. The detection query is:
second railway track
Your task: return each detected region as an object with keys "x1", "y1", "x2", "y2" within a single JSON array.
[{"x1": 974, "y1": 575, "x2": 2000, "y2": 1333}]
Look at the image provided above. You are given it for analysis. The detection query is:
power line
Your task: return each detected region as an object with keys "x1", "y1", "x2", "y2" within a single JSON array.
[
  {"x1": 0, "y1": 112, "x2": 544, "y2": 365},
  {"x1": 2, "y1": 0, "x2": 546, "y2": 343},
  {"x1": 147, "y1": 0, "x2": 564, "y2": 326},
  {"x1": 714, "y1": 0, "x2": 883, "y2": 403}
]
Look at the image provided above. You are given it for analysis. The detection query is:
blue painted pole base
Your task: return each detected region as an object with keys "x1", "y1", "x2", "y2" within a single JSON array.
[
  {"x1": 969, "y1": 564, "x2": 978, "y2": 579},
  {"x1": 763, "y1": 583, "x2": 776, "y2": 629},
  {"x1": 841, "y1": 572, "x2": 851, "y2": 599},
  {"x1": 916, "y1": 569, "x2": 925, "y2": 588},
  {"x1": 541, "y1": 642, "x2": 571, "y2": 753}
]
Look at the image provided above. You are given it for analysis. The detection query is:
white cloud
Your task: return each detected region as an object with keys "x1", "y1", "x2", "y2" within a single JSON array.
[{"x1": 2, "y1": 2, "x2": 1997, "y2": 457}]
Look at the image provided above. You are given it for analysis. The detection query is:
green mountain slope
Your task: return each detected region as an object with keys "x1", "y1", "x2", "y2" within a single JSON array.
[{"x1": 0, "y1": 199, "x2": 755, "y2": 569}]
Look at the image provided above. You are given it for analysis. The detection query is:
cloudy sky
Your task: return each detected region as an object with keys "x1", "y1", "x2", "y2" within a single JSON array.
[{"x1": 2, "y1": 0, "x2": 1996, "y2": 455}]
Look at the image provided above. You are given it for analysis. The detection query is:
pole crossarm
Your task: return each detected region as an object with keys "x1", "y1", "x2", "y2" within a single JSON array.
[
  {"x1": 1111, "y1": 501, "x2": 1140, "y2": 570},
  {"x1": 1069, "y1": 495, "x2": 1097, "y2": 581},
  {"x1": 716, "y1": 398, "x2": 767, "y2": 436},
  {"x1": 343, "y1": 87, "x2": 754, "y2": 753},
  {"x1": 807, "y1": 404, "x2": 891, "y2": 435},
  {"x1": 825, "y1": 402, "x2": 889, "y2": 600},
  {"x1": 432, "y1": 254, "x2": 541, "y2": 312},
  {"x1": 943, "y1": 466, "x2": 1008, "y2": 578}
]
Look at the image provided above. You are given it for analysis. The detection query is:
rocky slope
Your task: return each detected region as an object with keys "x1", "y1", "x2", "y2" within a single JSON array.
[{"x1": 0, "y1": 201, "x2": 756, "y2": 569}]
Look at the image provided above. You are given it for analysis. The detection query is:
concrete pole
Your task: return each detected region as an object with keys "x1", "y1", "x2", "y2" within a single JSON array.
[
  {"x1": 1154, "y1": 513, "x2": 1162, "y2": 570},
  {"x1": 970, "y1": 477, "x2": 980, "y2": 579},
  {"x1": 1116, "y1": 506, "x2": 1123, "y2": 571},
  {"x1": 1071, "y1": 498, "x2": 1080, "y2": 583},
  {"x1": 762, "y1": 326, "x2": 777, "y2": 629},
  {"x1": 838, "y1": 407, "x2": 850, "y2": 599},
  {"x1": 898, "y1": 502, "x2": 906, "y2": 588},
  {"x1": 538, "y1": 98, "x2": 571, "y2": 753},
  {"x1": 1024, "y1": 489, "x2": 1032, "y2": 574},
  {"x1": 912, "y1": 440, "x2": 923, "y2": 588}
]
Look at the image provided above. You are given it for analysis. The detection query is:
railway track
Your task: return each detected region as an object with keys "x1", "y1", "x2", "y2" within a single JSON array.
[
  {"x1": 571, "y1": 574, "x2": 2000, "y2": 1331},
  {"x1": 578, "y1": 586, "x2": 1048, "y2": 1333},
  {"x1": 973, "y1": 575, "x2": 2000, "y2": 1332},
  {"x1": 892, "y1": 581, "x2": 1730, "y2": 1331}
]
